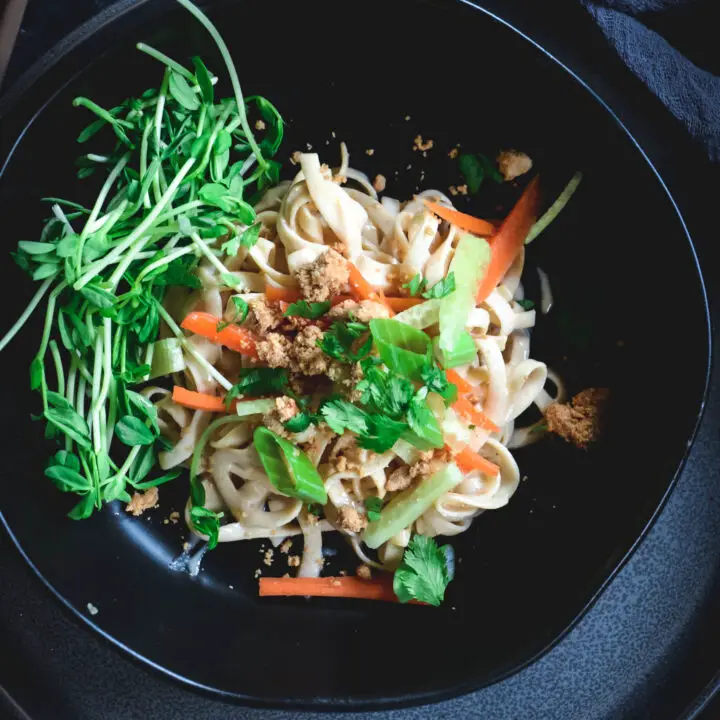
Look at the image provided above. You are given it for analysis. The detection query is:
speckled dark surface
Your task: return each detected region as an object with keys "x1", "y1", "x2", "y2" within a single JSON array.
[{"x1": 1, "y1": 1, "x2": 719, "y2": 718}]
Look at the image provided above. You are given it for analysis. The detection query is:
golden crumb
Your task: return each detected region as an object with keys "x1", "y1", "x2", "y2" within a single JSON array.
[
  {"x1": 545, "y1": 388, "x2": 609, "y2": 449},
  {"x1": 365, "y1": 148, "x2": 375, "y2": 156},
  {"x1": 288, "y1": 555, "x2": 301, "y2": 567},
  {"x1": 373, "y1": 174, "x2": 387, "y2": 192},
  {"x1": 356, "y1": 564, "x2": 372, "y2": 581},
  {"x1": 279, "y1": 539, "x2": 292, "y2": 554},
  {"x1": 125, "y1": 487, "x2": 159, "y2": 517},
  {"x1": 182, "y1": 541, "x2": 190, "y2": 551},
  {"x1": 263, "y1": 548, "x2": 275, "y2": 567},
  {"x1": 413, "y1": 135, "x2": 434, "y2": 152},
  {"x1": 449, "y1": 147, "x2": 460, "y2": 159},
  {"x1": 449, "y1": 185, "x2": 459, "y2": 196},
  {"x1": 336, "y1": 505, "x2": 367, "y2": 533},
  {"x1": 457, "y1": 184, "x2": 468, "y2": 195},
  {"x1": 169, "y1": 511, "x2": 180, "y2": 524},
  {"x1": 497, "y1": 149, "x2": 533, "y2": 181},
  {"x1": 293, "y1": 248, "x2": 350, "y2": 302},
  {"x1": 255, "y1": 119, "x2": 266, "y2": 131}
]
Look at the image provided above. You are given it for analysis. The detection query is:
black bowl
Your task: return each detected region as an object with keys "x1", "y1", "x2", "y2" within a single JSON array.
[{"x1": 0, "y1": 0, "x2": 711, "y2": 710}]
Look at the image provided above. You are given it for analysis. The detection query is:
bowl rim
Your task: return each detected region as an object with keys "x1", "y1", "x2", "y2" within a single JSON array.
[{"x1": 0, "y1": 0, "x2": 713, "y2": 710}]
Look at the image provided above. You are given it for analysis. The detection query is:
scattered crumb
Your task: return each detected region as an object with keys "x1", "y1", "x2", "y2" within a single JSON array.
[
  {"x1": 356, "y1": 564, "x2": 372, "y2": 580},
  {"x1": 279, "y1": 539, "x2": 293, "y2": 554},
  {"x1": 497, "y1": 149, "x2": 533, "y2": 182},
  {"x1": 404, "y1": 114, "x2": 411, "y2": 121},
  {"x1": 339, "y1": 570, "x2": 348, "y2": 576},
  {"x1": 373, "y1": 174, "x2": 387, "y2": 192},
  {"x1": 163, "y1": 519, "x2": 169, "y2": 525},
  {"x1": 87, "y1": 603, "x2": 98, "y2": 616},
  {"x1": 306, "y1": 142, "x2": 313, "y2": 151},
  {"x1": 125, "y1": 487, "x2": 159, "y2": 517},
  {"x1": 229, "y1": 585, "x2": 234, "y2": 590},
  {"x1": 169, "y1": 511, "x2": 180, "y2": 524},
  {"x1": 413, "y1": 135, "x2": 434, "y2": 152},
  {"x1": 448, "y1": 147, "x2": 460, "y2": 159},
  {"x1": 331, "y1": 130, "x2": 336, "y2": 139},
  {"x1": 263, "y1": 548, "x2": 275, "y2": 567},
  {"x1": 331, "y1": 579, "x2": 342, "y2": 587},
  {"x1": 290, "y1": 150, "x2": 302, "y2": 165},
  {"x1": 255, "y1": 119, "x2": 266, "y2": 131},
  {"x1": 365, "y1": 148, "x2": 375, "y2": 156},
  {"x1": 336, "y1": 505, "x2": 367, "y2": 533},
  {"x1": 406, "y1": 164, "x2": 412, "y2": 170},
  {"x1": 545, "y1": 388, "x2": 609, "y2": 449},
  {"x1": 288, "y1": 555, "x2": 301, "y2": 567},
  {"x1": 457, "y1": 184, "x2": 468, "y2": 195},
  {"x1": 522, "y1": 475, "x2": 528, "y2": 483},
  {"x1": 449, "y1": 186, "x2": 458, "y2": 196},
  {"x1": 254, "y1": 568, "x2": 262, "y2": 579},
  {"x1": 182, "y1": 541, "x2": 190, "y2": 551}
]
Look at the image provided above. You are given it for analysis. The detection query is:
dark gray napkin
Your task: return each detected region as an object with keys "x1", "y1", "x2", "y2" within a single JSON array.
[{"x1": 583, "y1": 0, "x2": 720, "y2": 161}]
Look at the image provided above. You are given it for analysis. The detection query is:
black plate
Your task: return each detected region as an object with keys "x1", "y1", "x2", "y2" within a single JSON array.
[{"x1": 0, "y1": 0, "x2": 711, "y2": 710}]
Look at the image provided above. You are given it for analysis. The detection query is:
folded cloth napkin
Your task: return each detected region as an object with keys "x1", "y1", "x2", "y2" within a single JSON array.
[{"x1": 582, "y1": 0, "x2": 720, "y2": 161}]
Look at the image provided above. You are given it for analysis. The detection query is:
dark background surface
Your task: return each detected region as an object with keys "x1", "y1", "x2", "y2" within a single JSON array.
[{"x1": 1, "y1": 0, "x2": 719, "y2": 718}]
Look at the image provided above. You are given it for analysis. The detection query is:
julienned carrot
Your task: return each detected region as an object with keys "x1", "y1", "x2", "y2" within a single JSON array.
[
  {"x1": 476, "y1": 176, "x2": 540, "y2": 303},
  {"x1": 445, "y1": 368, "x2": 473, "y2": 396},
  {"x1": 259, "y1": 575, "x2": 402, "y2": 602},
  {"x1": 423, "y1": 200, "x2": 497, "y2": 236},
  {"x1": 452, "y1": 396, "x2": 500, "y2": 433},
  {"x1": 265, "y1": 284, "x2": 300, "y2": 304},
  {"x1": 384, "y1": 296, "x2": 424, "y2": 312},
  {"x1": 181, "y1": 311, "x2": 258, "y2": 357},
  {"x1": 172, "y1": 386, "x2": 232, "y2": 413},
  {"x1": 347, "y1": 263, "x2": 394, "y2": 315},
  {"x1": 450, "y1": 444, "x2": 501, "y2": 477}
]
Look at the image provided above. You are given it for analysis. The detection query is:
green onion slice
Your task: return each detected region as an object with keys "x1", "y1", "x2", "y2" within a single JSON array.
[{"x1": 253, "y1": 427, "x2": 327, "y2": 504}]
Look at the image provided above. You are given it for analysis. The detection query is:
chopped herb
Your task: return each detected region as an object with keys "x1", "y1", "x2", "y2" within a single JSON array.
[
  {"x1": 284, "y1": 300, "x2": 331, "y2": 319},
  {"x1": 225, "y1": 367, "x2": 290, "y2": 408},
  {"x1": 357, "y1": 360, "x2": 413, "y2": 419},
  {"x1": 364, "y1": 496, "x2": 383, "y2": 522},
  {"x1": 402, "y1": 273, "x2": 427, "y2": 297},
  {"x1": 457, "y1": 153, "x2": 502, "y2": 194},
  {"x1": 217, "y1": 296, "x2": 249, "y2": 331},
  {"x1": 284, "y1": 411, "x2": 318, "y2": 433},
  {"x1": 307, "y1": 503, "x2": 323, "y2": 517},
  {"x1": 318, "y1": 320, "x2": 372, "y2": 363},
  {"x1": 422, "y1": 272, "x2": 455, "y2": 300},
  {"x1": 393, "y1": 534, "x2": 455, "y2": 606},
  {"x1": 516, "y1": 298, "x2": 535, "y2": 311}
]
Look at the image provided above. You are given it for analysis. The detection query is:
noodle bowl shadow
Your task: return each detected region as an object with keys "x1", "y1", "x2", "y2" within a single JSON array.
[{"x1": 0, "y1": 0, "x2": 710, "y2": 709}]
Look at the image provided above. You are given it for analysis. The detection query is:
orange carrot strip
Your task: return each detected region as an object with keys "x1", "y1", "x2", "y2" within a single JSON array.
[
  {"x1": 449, "y1": 444, "x2": 501, "y2": 476},
  {"x1": 476, "y1": 176, "x2": 540, "y2": 303},
  {"x1": 452, "y1": 396, "x2": 500, "y2": 433},
  {"x1": 423, "y1": 200, "x2": 497, "y2": 236},
  {"x1": 444, "y1": 368, "x2": 473, "y2": 396},
  {"x1": 347, "y1": 263, "x2": 394, "y2": 315},
  {"x1": 265, "y1": 284, "x2": 301, "y2": 304},
  {"x1": 181, "y1": 311, "x2": 258, "y2": 357},
  {"x1": 259, "y1": 576, "x2": 401, "y2": 602},
  {"x1": 172, "y1": 386, "x2": 232, "y2": 413},
  {"x1": 385, "y1": 296, "x2": 424, "y2": 312}
]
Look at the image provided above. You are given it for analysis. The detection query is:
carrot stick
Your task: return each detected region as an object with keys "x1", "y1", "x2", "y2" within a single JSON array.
[
  {"x1": 347, "y1": 263, "x2": 394, "y2": 315},
  {"x1": 259, "y1": 575, "x2": 402, "y2": 602},
  {"x1": 181, "y1": 311, "x2": 258, "y2": 357},
  {"x1": 476, "y1": 176, "x2": 541, "y2": 303},
  {"x1": 423, "y1": 200, "x2": 497, "y2": 236},
  {"x1": 445, "y1": 368, "x2": 473, "y2": 396},
  {"x1": 452, "y1": 396, "x2": 500, "y2": 433},
  {"x1": 449, "y1": 444, "x2": 501, "y2": 476},
  {"x1": 385, "y1": 297, "x2": 424, "y2": 312},
  {"x1": 172, "y1": 386, "x2": 233, "y2": 413},
  {"x1": 265, "y1": 284, "x2": 301, "y2": 304}
]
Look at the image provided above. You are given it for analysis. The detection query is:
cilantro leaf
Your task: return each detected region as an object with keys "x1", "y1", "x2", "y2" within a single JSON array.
[
  {"x1": 357, "y1": 414, "x2": 408, "y2": 453},
  {"x1": 458, "y1": 154, "x2": 485, "y2": 194},
  {"x1": 364, "y1": 496, "x2": 383, "y2": 522},
  {"x1": 225, "y1": 368, "x2": 290, "y2": 408},
  {"x1": 357, "y1": 361, "x2": 413, "y2": 418},
  {"x1": 320, "y1": 399, "x2": 369, "y2": 436},
  {"x1": 393, "y1": 534, "x2": 455, "y2": 606},
  {"x1": 318, "y1": 321, "x2": 372, "y2": 363},
  {"x1": 284, "y1": 411, "x2": 318, "y2": 433},
  {"x1": 402, "y1": 273, "x2": 427, "y2": 297},
  {"x1": 420, "y1": 363, "x2": 458, "y2": 404},
  {"x1": 284, "y1": 300, "x2": 331, "y2": 319},
  {"x1": 422, "y1": 272, "x2": 455, "y2": 300},
  {"x1": 516, "y1": 298, "x2": 535, "y2": 311}
]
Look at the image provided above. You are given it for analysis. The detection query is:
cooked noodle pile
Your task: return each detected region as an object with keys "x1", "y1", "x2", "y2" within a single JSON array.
[{"x1": 149, "y1": 146, "x2": 565, "y2": 576}]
